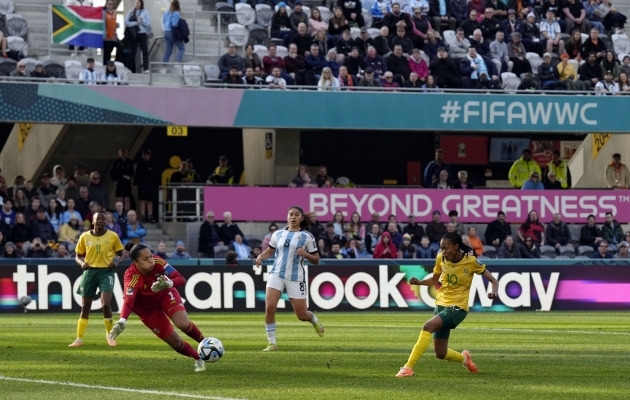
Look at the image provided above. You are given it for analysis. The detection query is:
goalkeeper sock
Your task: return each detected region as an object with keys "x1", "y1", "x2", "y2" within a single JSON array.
[
  {"x1": 404, "y1": 330, "x2": 432, "y2": 369},
  {"x1": 444, "y1": 348, "x2": 465, "y2": 363},
  {"x1": 266, "y1": 323, "x2": 277, "y2": 345},
  {"x1": 77, "y1": 318, "x2": 89, "y2": 339},
  {"x1": 184, "y1": 322, "x2": 204, "y2": 343},
  {"x1": 104, "y1": 318, "x2": 114, "y2": 335},
  {"x1": 309, "y1": 313, "x2": 319, "y2": 326},
  {"x1": 175, "y1": 340, "x2": 200, "y2": 360}
]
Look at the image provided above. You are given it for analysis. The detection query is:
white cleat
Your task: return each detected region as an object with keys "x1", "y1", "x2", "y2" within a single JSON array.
[
  {"x1": 314, "y1": 321, "x2": 325, "y2": 337},
  {"x1": 194, "y1": 359, "x2": 206, "y2": 372},
  {"x1": 106, "y1": 334, "x2": 117, "y2": 347},
  {"x1": 68, "y1": 339, "x2": 83, "y2": 347}
]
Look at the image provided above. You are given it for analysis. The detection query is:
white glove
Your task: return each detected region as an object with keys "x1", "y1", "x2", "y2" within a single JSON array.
[
  {"x1": 109, "y1": 318, "x2": 126, "y2": 340},
  {"x1": 151, "y1": 274, "x2": 173, "y2": 292}
]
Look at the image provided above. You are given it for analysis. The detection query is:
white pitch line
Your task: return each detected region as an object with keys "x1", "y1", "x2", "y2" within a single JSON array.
[
  {"x1": 0, "y1": 375, "x2": 247, "y2": 400},
  {"x1": 327, "y1": 324, "x2": 630, "y2": 335}
]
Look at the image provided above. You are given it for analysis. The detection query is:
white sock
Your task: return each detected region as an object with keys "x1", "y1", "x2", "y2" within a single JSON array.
[
  {"x1": 265, "y1": 323, "x2": 277, "y2": 345},
  {"x1": 309, "y1": 313, "x2": 318, "y2": 326}
]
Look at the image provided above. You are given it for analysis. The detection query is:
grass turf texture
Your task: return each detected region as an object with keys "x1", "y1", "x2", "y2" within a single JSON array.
[{"x1": 0, "y1": 312, "x2": 628, "y2": 400}]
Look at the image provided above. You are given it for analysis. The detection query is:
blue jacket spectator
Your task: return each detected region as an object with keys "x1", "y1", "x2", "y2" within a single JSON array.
[
  {"x1": 371, "y1": 0, "x2": 392, "y2": 18},
  {"x1": 364, "y1": 50, "x2": 388, "y2": 76},
  {"x1": 31, "y1": 208, "x2": 58, "y2": 243},
  {"x1": 170, "y1": 240, "x2": 192, "y2": 259},
  {"x1": 305, "y1": 50, "x2": 328, "y2": 74},
  {"x1": 417, "y1": 243, "x2": 437, "y2": 258},
  {"x1": 123, "y1": 211, "x2": 146, "y2": 244},
  {"x1": 423, "y1": 149, "x2": 451, "y2": 188},
  {"x1": 591, "y1": 244, "x2": 613, "y2": 259},
  {"x1": 521, "y1": 175, "x2": 544, "y2": 190}
]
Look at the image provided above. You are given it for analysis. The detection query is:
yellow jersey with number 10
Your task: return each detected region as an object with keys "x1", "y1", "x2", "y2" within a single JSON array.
[
  {"x1": 75, "y1": 230, "x2": 124, "y2": 268},
  {"x1": 433, "y1": 254, "x2": 486, "y2": 312}
]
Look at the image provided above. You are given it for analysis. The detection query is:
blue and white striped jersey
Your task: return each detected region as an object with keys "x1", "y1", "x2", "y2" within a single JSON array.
[{"x1": 268, "y1": 228, "x2": 317, "y2": 282}]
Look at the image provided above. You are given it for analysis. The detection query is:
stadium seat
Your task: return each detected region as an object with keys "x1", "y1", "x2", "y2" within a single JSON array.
[
  {"x1": 253, "y1": 44, "x2": 268, "y2": 59},
  {"x1": 559, "y1": 245, "x2": 575, "y2": 258},
  {"x1": 256, "y1": 7, "x2": 274, "y2": 28},
  {"x1": 539, "y1": 245, "x2": 556, "y2": 258},
  {"x1": 276, "y1": 45, "x2": 288, "y2": 58},
  {"x1": 43, "y1": 59, "x2": 66, "y2": 78},
  {"x1": 526, "y1": 52, "x2": 543, "y2": 73},
  {"x1": 245, "y1": 234, "x2": 262, "y2": 242},
  {"x1": 317, "y1": 6, "x2": 332, "y2": 23},
  {"x1": 612, "y1": 33, "x2": 630, "y2": 56},
  {"x1": 350, "y1": 27, "x2": 360, "y2": 39},
  {"x1": 367, "y1": 28, "x2": 380, "y2": 39},
  {"x1": 204, "y1": 64, "x2": 221, "y2": 82},
  {"x1": 248, "y1": 238, "x2": 262, "y2": 248},
  {"x1": 541, "y1": 255, "x2": 551, "y2": 259},
  {"x1": 19, "y1": 57, "x2": 36, "y2": 74},
  {"x1": 555, "y1": 255, "x2": 571, "y2": 260},
  {"x1": 0, "y1": 57, "x2": 16, "y2": 76},
  {"x1": 5, "y1": 13, "x2": 27, "y2": 37},
  {"x1": 235, "y1": 3, "x2": 256, "y2": 27},
  {"x1": 216, "y1": 3, "x2": 237, "y2": 28},
  {"x1": 574, "y1": 255, "x2": 590, "y2": 260},
  {"x1": 482, "y1": 245, "x2": 497, "y2": 258},
  {"x1": 578, "y1": 245, "x2": 594, "y2": 258},
  {"x1": 599, "y1": 34, "x2": 612, "y2": 52},
  {"x1": 215, "y1": 249, "x2": 228, "y2": 258},
  {"x1": 443, "y1": 30, "x2": 456, "y2": 44},
  {"x1": 248, "y1": 23, "x2": 270, "y2": 46},
  {"x1": 362, "y1": 8, "x2": 372, "y2": 29},
  {"x1": 228, "y1": 23, "x2": 249, "y2": 47},
  {"x1": 64, "y1": 61, "x2": 84, "y2": 80},
  {"x1": 183, "y1": 64, "x2": 204, "y2": 86},
  {"x1": 501, "y1": 72, "x2": 521, "y2": 92},
  {"x1": 0, "y1": 0, "x2": 14, "y2": 16},
  {"x1": 302, "y1": 6, "x2": 311, "y2": 19},
  {"x1": 255, "y1": 3, "x2": 271, "y2": 12},
  {"x1": 419, "y1": 50, "x2": 429, "y2": 64},
  {"x1": 214, "y1": 245, "x2": 229, "y2": 255},
  {"x1": 7, "y1": 35, "x2": 27, "y2": 56}
]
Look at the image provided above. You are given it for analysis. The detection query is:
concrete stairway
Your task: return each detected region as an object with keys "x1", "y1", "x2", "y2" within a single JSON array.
[{"x1": 143, "y1": 223, "x2": 178, "y2": 253}]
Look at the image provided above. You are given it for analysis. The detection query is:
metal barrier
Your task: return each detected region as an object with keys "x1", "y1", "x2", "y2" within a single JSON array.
[
  {"x1": 180, "y1": 10, "x2": 246, "y2": 60},
  {"x1": 148, "y1": 61, "x2": 205, "y2": 87},
  {"x1": 158, "y1": 184, "x2": 206, "y2": 222}
]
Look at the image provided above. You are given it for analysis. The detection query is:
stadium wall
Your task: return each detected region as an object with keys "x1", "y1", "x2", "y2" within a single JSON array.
[{"x1": 2, "y1": 259, "x2": 628, "y2": 313}]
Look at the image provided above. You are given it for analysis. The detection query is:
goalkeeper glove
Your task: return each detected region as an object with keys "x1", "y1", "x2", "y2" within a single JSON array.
[
  {"x1": 109, "y1": 318, "x2": 126, "y2": 340},
  {"x1": 151, "y1": 274, "x2": 173, "y2": 292}
]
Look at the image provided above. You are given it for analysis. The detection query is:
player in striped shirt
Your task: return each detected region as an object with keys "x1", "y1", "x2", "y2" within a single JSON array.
[{"x1": 255, "y1": 205, "x2": 324, "y2": 351}]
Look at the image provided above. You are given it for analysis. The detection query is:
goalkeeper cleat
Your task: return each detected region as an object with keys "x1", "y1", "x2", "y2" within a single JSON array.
[
  {"x1": 314, "y1": 320, "x2": 325, "y2": 337},
  {"x1": 395, "y1": 367, "x2": 415, "y2": 378},
  {"x1": 462, "y1": 350, "x2": 478, "y2": 374},
  {"x1": 262, "y1": 343, "x2": 278, "y2": 352},
  {"x1": 194, "y1": 359, "x2": 206, "y2": 372},
  {"x1": 68, "y1": 339, "x2": 83, "y2": 347},
  {"x1": 106, "y1": 334, "x2": 117, "y2": 347}
]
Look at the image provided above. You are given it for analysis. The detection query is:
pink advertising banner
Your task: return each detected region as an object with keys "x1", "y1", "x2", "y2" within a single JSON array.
[{"x1": 204, "y1": 187, "x2": 630, "y2": 223}]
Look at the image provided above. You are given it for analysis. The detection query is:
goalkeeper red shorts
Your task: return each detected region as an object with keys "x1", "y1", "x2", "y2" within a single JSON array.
[{"x1": 137, "y1": 289, "x2": 186, "y2": 340}]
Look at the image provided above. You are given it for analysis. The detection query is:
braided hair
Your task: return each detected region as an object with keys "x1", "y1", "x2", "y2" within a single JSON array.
[{"x1": 440, "y1": 231, "x2": 474, "y2": 262}]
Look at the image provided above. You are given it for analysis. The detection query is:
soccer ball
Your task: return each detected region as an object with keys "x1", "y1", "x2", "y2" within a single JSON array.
[{"x1": 198, "y1": 337, "x2": 224, "y2": 362}]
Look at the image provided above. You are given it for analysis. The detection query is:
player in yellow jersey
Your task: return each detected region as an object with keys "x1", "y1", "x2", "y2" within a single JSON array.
[
  {"x1": 69, "y1": 212, "x2": 124, "y2": 347},
  {"x1": 396, "y1": 231, "x2": 499, "y2": 377}
]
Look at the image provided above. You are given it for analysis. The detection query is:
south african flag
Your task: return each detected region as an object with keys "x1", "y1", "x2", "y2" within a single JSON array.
[{"x1": 51, "y1": 5, "x2": 103, "y2": 48}]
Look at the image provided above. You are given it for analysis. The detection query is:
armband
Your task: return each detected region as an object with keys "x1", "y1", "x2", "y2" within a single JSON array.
[{"x1": 164, "y1": 265, "x2": 176, "y2": 277}]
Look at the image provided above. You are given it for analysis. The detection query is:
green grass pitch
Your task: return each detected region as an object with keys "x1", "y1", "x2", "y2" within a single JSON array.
[{"x1": 0, "y1": 312, "x2": 628, "y2": 400}]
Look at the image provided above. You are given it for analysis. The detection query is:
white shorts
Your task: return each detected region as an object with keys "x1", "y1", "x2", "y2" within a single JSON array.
[{"x1": 266, "y1": 275, "x2": 307, "y2": 299}]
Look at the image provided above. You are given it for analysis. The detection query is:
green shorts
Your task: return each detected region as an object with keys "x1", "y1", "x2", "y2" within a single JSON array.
[
  {"x1": 76, "y1": 268, "x2": 115, "y2": 298},
  {"x1": 432, "y1": 305, "x2": 468, "y2": 339}
]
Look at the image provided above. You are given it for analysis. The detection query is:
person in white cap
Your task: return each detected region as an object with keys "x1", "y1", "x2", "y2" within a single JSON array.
[{"x1": 614, "y1": 241, "x2": 630, "y2": 259}]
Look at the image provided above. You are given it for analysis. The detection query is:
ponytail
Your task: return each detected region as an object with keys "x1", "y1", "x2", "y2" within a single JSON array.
[{"x1": 125, "y1": 242, "x2": 149, "y2": 261}]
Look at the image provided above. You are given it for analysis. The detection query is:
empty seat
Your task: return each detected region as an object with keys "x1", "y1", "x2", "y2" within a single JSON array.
[
  {"x1": 301, "y1": 6, "x2": 311, "y2": 18},
  {"x1": 555, "y1": 255, "x2": 571, "y2": 260},
  {"x1": 183, "y1": 64, "x2": 204, "y2": 86},
  {"x1": 0, "y1": 0, "x2": 15, "y2": 16},
  {"x1": 5, "y1": 13, "x2": 27, "y2": 37},
  {"x1": 214, "y1": 245, "x2": 229, "y2": 255},
  {"x1": 256, "y1": 7, "x2": 274, "y2": 27},
  {"x1": 526, "y1": 52, "x2": 543, "y2": 72},
  {"x1": 318, "y1": 6, "x2": 332, "y2": 23},
  {"x1": 216, "y1": 3, "x2": 237, "y2": 27},
  {"x1": 65, "y1": 64, "x2": 84, "y2": 81},
  {"x1": 228, "y1": 23, "x2": 249, "y2": 47},
  {"x1": 248, "y1": 238, "x2": 262, "y2": 248},
  {"x1": 253, "y1": 44, "x2": 268, "y2": 59},
  {"x1": 539, "y1": 245, "x2": 556, "y2": 258},
  {"x1": 350, "y1": 27, "x2": 360, "y2": 39},
  {"x1": 367, "y1": 27, "x2": 380, "y2": 39},
  {"x1": 248, "y1": 23, "x2": 270, "y2": 46},
  {"x1": 574, "y1": 255, "x2": 590, "y2": 260},
  {"x1": 501, "y1": 72, "x2": 521, "y2": 92},
  {"x1": 43, "y1": 59, "x2": 66, "y2": 78},
  {"x1": 612, "y1": 33, "x2": 630, "y2": 56},
  {"x1": 578, "y1": 245, "x2": 594, "y2": 257},
  {"x1": 204, "y1": 64, "x2": 221, "y2": 82},
  {"x1": 0, "y1": 57, "x2": 17, "y2": 76},
  {"x1": 482, "y1": 245, "x2": 497, "y2": 258},
  {"x1": 560, "y1": 245, "x2": 576, "y2": 258},
  {"x1": 443, "y1": 30, "x2": 455, "y2": 43},
  {"x1": 275, "y1": 45, "x2": 288, "y2": 58},
  {"x1": 215, "y1": 249, "x2": 228, "y2": 258},
  {"x1": 362, "y1": 8, "x2": 372, "y2": 29},
  {"x1": 7, "y1": 35, "x2": 27, "y2": 56},
  {"x1": 255, "y1": 3, "x2": 271, "y2": 12},
  {"x1": 235, "y1": 3, "x2": 256, "y2": 26}
]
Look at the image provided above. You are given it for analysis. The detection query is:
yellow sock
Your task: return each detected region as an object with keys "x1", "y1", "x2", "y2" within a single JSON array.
[
  {"x1": 77, "y1": 318, "x2": 88, "y2": 339},
  {"x1": 404, "y1": 330, "x2": 432, "y2": 368},
  {"x1": 104, "y1": 318, "x2": 114, "y2": 335},
  {"x1": 444, "y1": 348, "x2": 465, "y2": 363}
]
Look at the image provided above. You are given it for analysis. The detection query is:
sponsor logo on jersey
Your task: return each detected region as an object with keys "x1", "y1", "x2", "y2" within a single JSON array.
[
  {"x1": 153, "y1": 328, "x2": 160, "y2": 335},
  {"x1": 126, "y1": 287, "x2": 134, "y2": 295},
  {"x1": 464, "y1": 268, "x2": 469, "y2": 274}
]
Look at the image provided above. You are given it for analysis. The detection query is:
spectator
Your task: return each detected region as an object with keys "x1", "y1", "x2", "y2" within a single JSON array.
[
  {"x1": 103, "y1": 61, "x2": 121, "y2": 85},
  {"x1": 403, "y1": 215, "x2": 425, "y2": 245},
  {"x1": 519, "y1": 235, "x2": 541, "y2": 258},
  {"x1": 386, "y1": 222, "x2": 403, "y2": 248},
  {"x1": 381, "y1": 71, "x2": 400, "y2": 90},
  {"x1": 580, "y1": 214, "x2": 603, "y2": 250},
  {"x1": 170, "y1": 160, "x2": 201, "y2": 185},
  {"x1": 546, "y1": 213, "x2": 573, "y2": 251},
  {"x1": 74, "y1": 164, "x2": 90, "y2": 188},
  {"x1": 540, "y1": 10, "x2": 565, "y2": 56},
  {"x1": 58, "y1": 212, "x2": 81, "y2": 250},
  {"x1": 481, "y1": 7, "x2": 501, "y2": 43},
  {"x1": 541, "y1": 0, "x2": 565, "y2": 31},
  {"x1": 578, "y1": 51, "x2": 601, "y2": 90},
  {"x1": 416, "y1": 236, "x2": 436, "y2": 258},
  {"x1": 329, "y1": 6, "x2": 350, "y2": 38},
  {"x1": 250, "y1": 246, "x2": 262, "y2": 259},
  {"x1": 271, "y1": 2, "x2": 291, "y2": 40},
  {"x1": 309, "y1": 8, "x2": 328, "y2": 37},
  {"x1": 291, "y1": 23, "x2": 314, "y2": 56},
  {"x1": 313, "y1": 30, "x2": 332, "y2": 57},
  {"x1": 591, "y1": 240, "x2": 613, "y2": 259},
  {"x1": 46, "y1": 198, "x2": 62, "y2": 234},
  {"x1": 124, "y1": 210, "x2": 146, "y2": 244},
  {"x1": 1, "y1": 199, "x2": 16, "y2": 226},
  {"x1": 112, "y1": 201, "x2": 127, "y2": 230},
  {"x1": 497, "y1": 235, "x2": 518, "y2": 258},
  {"x1": 501, "y1": 9, "x2": 521, "y2": 40},
  {"x1": 544, "y1": 171, "x2": 563, "y2": 190},
  {"x1": 33, "y1": 62, "x2": 52, "y2": 80},
  {"x1": 81, "y1": 220, "x2": 92, "y2": 233},
  {"x1": 373, "y1": 231, "x2": 398, "y2": 258},
  {"x1": 390, "y1": 23, "x2": 414, "y2": 56},
  {"x1": 331, "y1": 211, "x2": 345, "y2": 235},
  {"x1": 398, "y1": 234, "x2": 417, "y2": 259},
  {"x1": 355, "y1": 27, "x2": 375, "y2": 57},
  {"x1": 325, "y1": 49, "x2": 342, "y2": 78},
  {"x1": 218, "y1": 43, "x2": 245, "y2": 79},
  {"x1": 1, "y1": 241, "x2": 21, "y2": 258},
  {"x1": 507, "y1": 32, "x2": 531, "y2": 77},
  {"x1": 10, "y1": 213, "x2": 30, "y2": 250},
  {"x1": 319, "y1": 223, "x2": 341, "y2": 252},
  {"x1": 605, "y1": 153, "x2": 630, "y2": 188},
  {"x1": 305, "y1": 44, "x2": 328, "y2": 83},
  {"x1": 565, "y1": 29, "x2": 583, "y2": 62},
  {"x1": 426, "y1": 210, "x2": 446, "y2": 249},
  {"x1": 448, "y1": 28, "x2": 472, "y2": 60},
  {"x1": 133, "y1": 149, "x2": 160, "y2": 223},
  {"x1": 358, "y1": 67, "x2": 381, "y2": 87},
  {"x1": 222, "y1": 66, "x2": 244, "y2": 86},
  {"x1": 31, "y1": 208, "x2": 57, "y2": 244},
  {"x1": 519, "y1": 13, "x2": 542, "y2": 55},
  {"x1": 469, "y1": 28, "x2": 490, "y2": 57},
  {"x1": 219, "y1": 211, "x2": 244, "y2": 245},
  {"x1": 489, "y1": 31, "x2": 511, "y2": 74},
  {"x1": 109, "y1": 149, "x2": 134, "y2": 210},
  {"x1": 24, "y1": 180, "x2": 37, "y2": 200},
  {"x1": 614, "y1": 241, "x2": 630, "y2": 259},
  {"x1": 208, "y1": 156, "x2": 234, "y2": 184},
  {"x1": 558, "y1": 52, "x2": 585, "y2": 91},
  {"x1": 336, "y1": 30, "x2": 355, "y2": 57},
  {"x1": 424, "y1": 149, "x2": 450, "y2": 187},
  {"x1": 408, "y1": 49, "x2": 429, "y2": 83},
  {"x1": 384, "y1": 3, "x2": 412, "y2": 36},
  {"x1": 338, "y1": 0, "x2": 364, "y2": 28},
  {"x1": 374, "y1": 26, "x2": 392, "y2": 57},
  {"x1": 430, "y1": 46, "x2": 464, "y2": 88},
  {"x1": 37, "y1": 173, "x2": 58, "y2": 208},
  {"x1": 542, "y1": 150, "x2": 571, "y2": 189},
  {"x1": 344, "y1": 47, "x2": 366, "y2": 76},
  {"x1": 509, "y1": 149, "x2": 542, "y2": 189},
  {"x1": 288, "y1": 164, "x2": 317, "y2": 187},
  {"x1": 365, "y1": 223, "x2": 382, "y2": 255},
  {"x1": 26, "y1": 237, "x2": 51, "y2": 258},
  {"x1": 460, "y1": 234, "x2": 475, "y2": 255},
  {"x1": 601, "y1": 51, "x2": 620, "y2": 82},
  {"x1": 404, "y1": 71, "x2": 422, "y2": 88},
  {"x1": 161, "y1": 0, "x2": 185, "y2": 64},
  {"x1": 328, "y1": 241, "x2": 348, "y2": 259},
  {"x1": 563, "y1": 0, "x2": 591, "y2": 34},
  {"x1": 263, "y1": 45, "x2": 287, "y2": 78},
  {"x1": 12, "y1": 188, "x2": 28, "y2": 214},
  {"x1": 198, "y1": 211, "x2": 223, "y2": 257},
  {"x1": 602, "y1": 212, "x2": 624, "y2": 251},
  {"x1": 51, "y1": 165, "x2": 68, "y2": 192},
  {"x1": 599, "y1": 0, "x2": 626, "y2": 33},
  {"x1": 285, "y1": 44, "x2": 307, "y2": 85},
  {"x1": 104, "y1": 211, "x2": 123, "y2": 239},
  {"x1": 423, "y1": 29, "x2": 445, "y2": 60},
  {"x1": 85, "y1": 171, "x2": 106, "y2": 209},
  {"x1": 170, "y1": 240, "x2": 192, "y2": 259},
  {"x1": 342, "y1": 238, "x2": 362, "y2": 259},
  {"x1": 346, "y1": 212, "x2": 366, "y2": 242},
  {"x1": 467, "y1": 226, "x2": 484, "y2": 256},
  {"x1": 364, "y1": 46, "x2": 388, "y2": 80},
  {"x1": 386, "y1": 44, "x2": 412, "y2": 82},
  {"x1": 309, "y1": 219, "x2": 325, "y2": 239},
  {"x1": 518, "y1": 210, "x2": 545, "y2": 246},
  {"x1": 225, "y1": 250, "x2": 238, "y2": 265},
  {"x1": 125, "y1": 0, "x2": 151, "y2": 73},
  {"x1": 522, "y1": 172, "x2": 544, "y2": 190},
  {"x1": 595, "y1": 70, "x2": 620, "y2": 95},
  {"x1": 385, "y1": 214, "x2": 403, "y2": 234},
  {"x1": 290, "y1": 1, "x2": 308, "y2": 32},
  {"x1": 460, "y1": 46, "x2": 499, "y2": 88},
  {"x1": 54, "y1": 243, "x2": 71, "y2": 259},
  {"x1": 243, "y1": 44, "x2": 263, "y2": 78},
  {"x1": 427, "y1": 0, "x2": 455, "y2": 35},
  {"x1": 452, "y1": 171, "x2": 475, "y2": 189},
  {"x1": 79, "y1": 58, "x2": 101, "y2": 84},
  {"x1": 84, "y1": 201, "x2": 101, "y2": 223},
  {"x1": 432, "y1": 170, "x2": 451, "y2": 189},
  {"x1": 261, "y1": 223, "x2": 278, "y2": 251},
  {"x1": 485, "y1": 211, "x2": 511, "y2": 247},
  {"x1": 64, "y1": 177, "x2": 79, "y2": 202},
  {"x1": 243, "y1": 67, "x2": 264, "y2": 87},
  {"x1": 55, "y1": 189, "x2": 67, "y2": 210},
  {"x1": 315, "y1": 166, "x2": 334, "y2": 188},
  {"x1": 25, "y1": 197, "x2": 42, "y2": 224},
  {"x1": 448, "y1": 210, "x2": 466, "y2": 236},
  {"x1": 582, "y1": 28, "x2": 607, "y2": 64},
  {"x1": 154, "y1": 241, "x2": 169, "y2": 259}
]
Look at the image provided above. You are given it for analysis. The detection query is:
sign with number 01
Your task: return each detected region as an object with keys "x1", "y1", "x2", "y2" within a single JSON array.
[{"x1": 167, "y1": 126, "x2": 188, "y2": 136}]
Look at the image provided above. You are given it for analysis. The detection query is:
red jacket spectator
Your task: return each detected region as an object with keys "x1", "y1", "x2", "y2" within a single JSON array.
[
  {"x1": 408, "y1": 55, "x2": 429, "y2": 79},
  {"x1": 373, "y1": 231, "x2": 399, "y2": 258}
]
